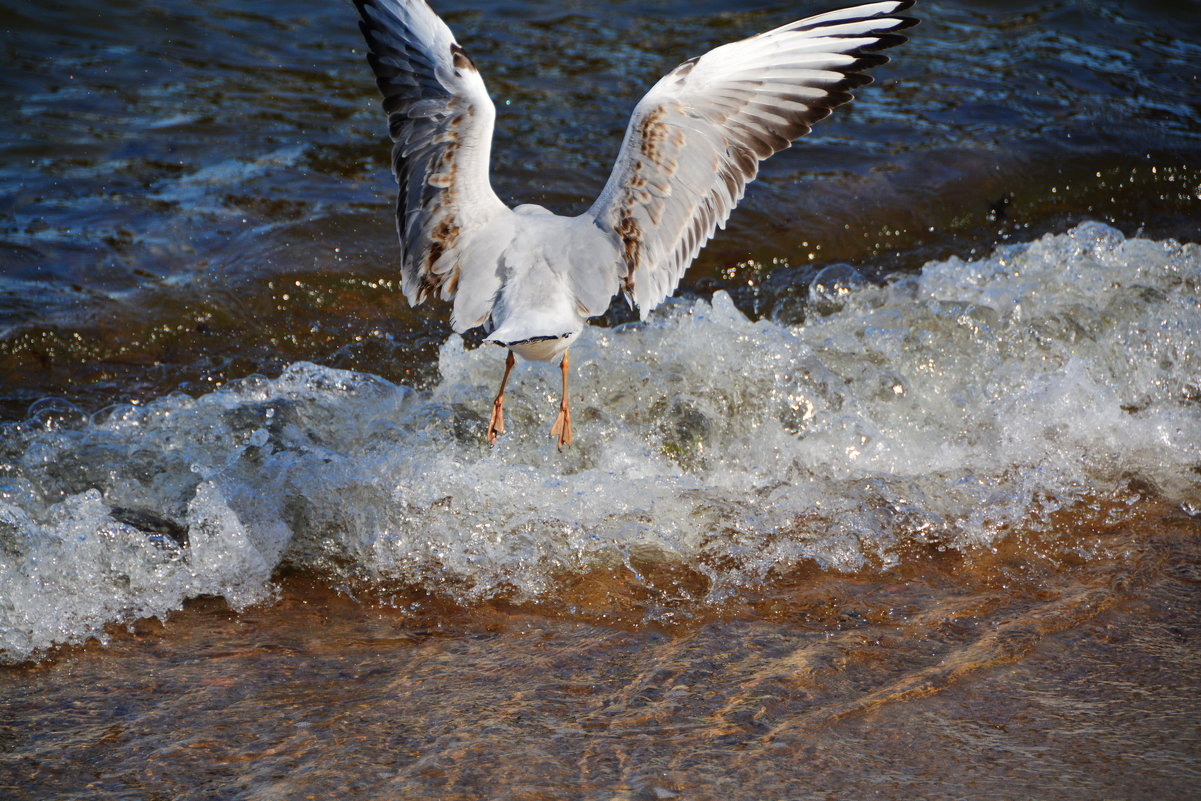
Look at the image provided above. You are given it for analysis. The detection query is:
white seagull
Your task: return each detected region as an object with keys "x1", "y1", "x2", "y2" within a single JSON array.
[{"x1": 353, "y1": 0, "x2": 916, "y2": 448}]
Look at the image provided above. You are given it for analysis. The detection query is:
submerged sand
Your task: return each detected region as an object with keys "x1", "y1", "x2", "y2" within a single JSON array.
[{"x1": 3, "y1": 504, "x2": 1198, "y2": 800}]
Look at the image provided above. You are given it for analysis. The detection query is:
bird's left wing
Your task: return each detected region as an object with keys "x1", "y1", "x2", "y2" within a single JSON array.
[
  {"x1": 587, "y1": 1, "x2": 917, "y2": 317},
  {"x1": 356, "y1": 0, "x2": 507, "y2": 308}
]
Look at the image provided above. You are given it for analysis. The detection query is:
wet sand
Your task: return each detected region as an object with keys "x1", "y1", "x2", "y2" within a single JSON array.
[{"x1": 4, "y1": 503, "x2": 1198, "y2": 800}]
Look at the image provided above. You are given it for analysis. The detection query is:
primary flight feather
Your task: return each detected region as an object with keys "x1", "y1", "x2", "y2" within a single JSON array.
[{"x1": 353, "y1": 0, "x2": 917, "y2": 448}]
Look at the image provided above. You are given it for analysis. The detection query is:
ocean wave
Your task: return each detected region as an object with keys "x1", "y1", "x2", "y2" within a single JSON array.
[{"x1": 2, "y1": 222, "x2": 1199, "y2": 661}]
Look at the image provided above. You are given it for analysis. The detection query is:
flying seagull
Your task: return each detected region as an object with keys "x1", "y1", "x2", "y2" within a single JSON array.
[{"x1": 353, "y1": 0, "x2": 916, "y2": 448}]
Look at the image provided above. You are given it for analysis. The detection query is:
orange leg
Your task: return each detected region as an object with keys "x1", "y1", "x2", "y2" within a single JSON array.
[
  {"x1": 487, "y1": 350, "x2": 516, "y2": 446},
  {"x1": 550, "y1": 350, "x2": 573, "y2": 450}
]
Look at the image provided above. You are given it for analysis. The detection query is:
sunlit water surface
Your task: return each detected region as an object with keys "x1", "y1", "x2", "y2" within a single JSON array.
[{"x1": 2, "y1": 0, "x2": 1200, "y2": 798}]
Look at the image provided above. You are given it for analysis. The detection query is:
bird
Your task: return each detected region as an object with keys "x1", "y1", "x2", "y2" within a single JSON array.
[{"x1": 352, "y1": 0, "x2": 916, "y2": 449}]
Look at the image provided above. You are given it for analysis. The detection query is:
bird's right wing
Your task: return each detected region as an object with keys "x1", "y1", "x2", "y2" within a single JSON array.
[
  {"x1": 355, "y1": 0, "x2": 507, "y2": 308},
  {"x1": 587, "y1": 1, "x2": 916, "y2": 317}
]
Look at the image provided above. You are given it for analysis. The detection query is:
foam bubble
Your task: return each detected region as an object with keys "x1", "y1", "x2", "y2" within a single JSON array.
[{"x1": 2, "y1": 223, "x2": 1199, "y2": 660}]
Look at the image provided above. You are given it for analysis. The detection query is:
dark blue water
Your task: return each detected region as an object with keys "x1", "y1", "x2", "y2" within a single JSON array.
[{"x1": 1, "y1": 0, "x2": 1198, "y2": 416}]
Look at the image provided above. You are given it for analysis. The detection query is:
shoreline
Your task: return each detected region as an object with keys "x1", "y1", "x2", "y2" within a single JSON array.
[{"x1": 3, "y1": 506, "x2": 1198, "y2": 799}]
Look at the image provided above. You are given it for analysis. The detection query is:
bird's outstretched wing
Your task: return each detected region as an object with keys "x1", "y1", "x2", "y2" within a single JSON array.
[
  {"x1": 355, "y1": 0, "x2": 506, "y2": 307},
  {"x1": 588, "y1": 1, "x2": 917, "y2": 316}
]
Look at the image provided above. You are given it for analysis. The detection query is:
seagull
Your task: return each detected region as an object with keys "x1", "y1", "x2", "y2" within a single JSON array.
[{"x1": 353, "y1": 0, "x2": 916, "y2": 448}]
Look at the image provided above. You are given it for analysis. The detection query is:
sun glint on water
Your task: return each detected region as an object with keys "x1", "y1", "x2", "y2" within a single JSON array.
[{"x1": 1, "y1": 222, "x2": 1199, "y2": 661}]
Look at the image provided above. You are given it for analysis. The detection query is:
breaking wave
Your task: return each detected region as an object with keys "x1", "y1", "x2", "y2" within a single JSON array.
[{"x1": 2, "y1": 222, "x2": 1199, "y2": 660}]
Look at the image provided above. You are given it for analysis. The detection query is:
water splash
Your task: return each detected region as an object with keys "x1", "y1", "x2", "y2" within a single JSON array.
[{"x1": 2, "y1": 223, "x2": 1199, "y2": 660}]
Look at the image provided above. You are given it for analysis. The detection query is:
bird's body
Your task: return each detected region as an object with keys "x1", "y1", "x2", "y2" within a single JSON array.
[
  {"x1": 476, "y1": 207, "x2": 611, "y2": 362},
  {"x1": 353, "y1": 0, "x2": 916, "y2": 447}
]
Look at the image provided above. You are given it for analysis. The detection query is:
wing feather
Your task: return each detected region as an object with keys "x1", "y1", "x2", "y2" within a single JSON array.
[
  {"x1": 355, "y1": 0, "x2": 506, "y2": 307},
  {"x1": 589, "y1": 1, "x2": 916, "y2": 316}
]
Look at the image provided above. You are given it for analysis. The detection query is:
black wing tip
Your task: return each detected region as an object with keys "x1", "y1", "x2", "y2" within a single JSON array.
[
  {"x1": 866, "y1": 0, "x2": 918, "y2": 18},
  {"x1": 859, "y1": 31, "x2": 911, "y2": 53},
  {"x1": 358, "y1": 19, "x2": 376, "y2": 47},
  {"x1": 793, "y1": 2, "x2": 920, "y2": 36},
  {"x1": 877, "y1": 0, "x2": 920, "y2": 36},
  {"x1": 356, "y1": 8, "x2": 387, "y2": 60},
  {"x1": 850, "y1": 52, "x2": 891, "y2": 70},
  {"x1": 352, "y1": 0, "x2": 378, "y2": 25},
  {"x1": 840, "y1": 72, "x2": 876, "y2": 90}
]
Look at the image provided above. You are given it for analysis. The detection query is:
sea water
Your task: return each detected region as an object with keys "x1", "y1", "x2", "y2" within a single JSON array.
[
  {"x1": 3, "y1": 0, "x2": 1201, "y2": 796},
  {"x1": 3, "y1": 222, "x2": 1197, "y2": 661}
]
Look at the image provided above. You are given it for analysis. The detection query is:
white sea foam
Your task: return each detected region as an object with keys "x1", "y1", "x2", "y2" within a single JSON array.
[{"x1": 2, "y1": 222, "x2": 1199, "y2": 660}]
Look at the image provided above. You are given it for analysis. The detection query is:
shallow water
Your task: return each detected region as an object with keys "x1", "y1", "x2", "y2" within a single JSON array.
[
  {"x1": 3, "y1": 508, "x2": 1199, "y2": 799},
  {"x1": 2, "y1": 0, "x2": 1200, "y2": 797}
]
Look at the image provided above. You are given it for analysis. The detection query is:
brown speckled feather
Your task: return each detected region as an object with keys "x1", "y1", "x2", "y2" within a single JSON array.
[
  {"x1": 590, "y1": 1, "x2": 917, "y2": 316},
  {"x1": 355, "y1": 0, "x2": 505, "y2": 310}
]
